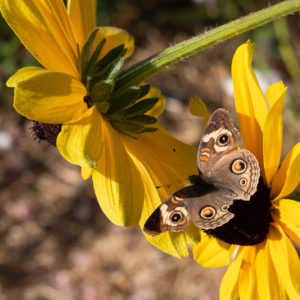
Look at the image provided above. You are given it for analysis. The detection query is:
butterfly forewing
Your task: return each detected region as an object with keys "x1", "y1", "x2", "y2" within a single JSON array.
[{"x1": 197, "y1": 109, "x2": 240, "y2": 174}]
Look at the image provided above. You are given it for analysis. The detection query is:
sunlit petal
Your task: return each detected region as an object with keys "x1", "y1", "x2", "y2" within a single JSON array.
[
  {"x1": 123, "y1": 129, "x2": 196, "y2": 258},
  {"x1": 255, "y1": 243, "x2": 287, "y2": 300},
  {"x1": 188, "y1": 95, "x2": 211, "y2": 125},
  {"x1": 263, "y1": 82, "x2": 287, "y2": 186},
  {"x1": 93, "y1": 26, "x2": 134, "y2": 59},
  {"x1": 272, "y1": 199, "x2": 300, "y2": 246},
  {"x1": 81, "y1": 166, "x2": 92, "y2": 180},
  {"x1": 57, "y1": 107, "x2": 103, "y2": 168},
  {"x1": 271, "y1": 143, "x2": 300, "y2": 200},
  {"x1": 144, "y1": 87, "x2": 166, "y2": 118},
  {"x1": 219, "y1": 249, "x2": 242, "y2": 300},
  {"x1": 8, "y1": 68, "x2": 87, "y2": 124},
  {"x1": 232, "y1": 41, "x2": 268, "y2": 169},
  {"x1": 67, "y1": 0, "x2": 96, "y2": 49},
  {"x1": 193, "y1": 233, "x2": 234, "y2": 267},
  {"x1": 238, "y1": 246, "x2": 257, "y2": 300},
  {"x1": 268, "y1": 223, "x2": 300, "y2": 298},
  {"x1": 0, "y1": 0, "x2": 79, "y2": 78},
  {"x1": 92, "y1": 121, "x2": 144, "y2": 227}
]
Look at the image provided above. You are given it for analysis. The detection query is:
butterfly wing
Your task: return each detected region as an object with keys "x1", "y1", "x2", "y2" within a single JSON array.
[
  {"x1": 143, "y1": 196, "x2": 190, "y2": 236},
  {"x1": 143, "y1": 183, "x2": 235, "y2": 235},
  {"x1": 205, "y1": 149, "x2": 260, "y2": 201},
  {"x1": 189, "y1": 191, "x2": 235, "y2": 230},
  {"x1": 197, "y1": 108, "x2": 241, "y2": 174}
]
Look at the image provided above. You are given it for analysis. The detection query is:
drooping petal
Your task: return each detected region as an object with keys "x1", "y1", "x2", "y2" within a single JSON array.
[
  {"x1": 93, "y1": 26, "x2": 134, "y2": 59},
  {"x1": 123, "y1": 128, "x2": 197, "y2": 258},
  {"x1": 188, "y1": 95, "x2": 211, "y2": 125},
  {"x1": 263, "y1": 82, "x2": 287, "y2": 187},
  {"x1": 232, "y1": 41, "x2": 269, "y2": 169},
  {"x1": 255, "y1": 243, "x2": 287, "y2": 300},
  {"x1": 271, "y1": 143, "x2": 300, "y2": 200},
  {"x1": 92, "y1": 121, "x2": 144, "y2": 227},
  {"x1": 272, "y1": 199, "x2": 300, "y2": 246},
  {"x1": 0, "y1": 0, "x2": 79, "y2": 78},
  {"x1": 219, "y1": 250, "x2": 242, "y2": 300},
  {"x1": 144, "y1": 87, "x2": 166, "y2": 118},
  {"x1": 8, "y1": 68, "x2": 87, "y2": 124},
  {"x1": 136, "y1": 164, "x2": 190, "y2": 258},
  {"x1": 268, "y1": 223, "x2": 300, "y2": 298},
  {"x1": 81, "y1": 166, "x2": 92, "y2": 180},
  {"x1": 193, "y1": 233, "x2": 234, "y2": 267},
  {"x1": 238, "y1": 246, "x2": 257, "y2": 300},
  {"x1": 67, "y1": 0, "x2": 96, "y2": 49},
  {"x1": 56, "y1": 107, "x2": 103, "y2": 168}
]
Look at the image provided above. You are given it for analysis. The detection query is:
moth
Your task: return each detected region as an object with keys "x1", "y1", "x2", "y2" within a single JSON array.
[{"x1": 144, "y1": 108, "x2": 260, "y2": 238}]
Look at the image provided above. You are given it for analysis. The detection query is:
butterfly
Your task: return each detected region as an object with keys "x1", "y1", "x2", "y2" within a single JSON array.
[{"x1": 143, "y1": 108, "x2": 261, "y2": 242}]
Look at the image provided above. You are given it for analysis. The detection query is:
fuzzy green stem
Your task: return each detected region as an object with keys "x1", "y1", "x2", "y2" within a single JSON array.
[{"x1": 115, "y1": 0, "x2": 300, "y2": 94}]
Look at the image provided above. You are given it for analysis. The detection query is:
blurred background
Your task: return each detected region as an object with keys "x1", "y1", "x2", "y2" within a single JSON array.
[{"x1": 0, "y1": 0, "x2": 299, "y2": 299}]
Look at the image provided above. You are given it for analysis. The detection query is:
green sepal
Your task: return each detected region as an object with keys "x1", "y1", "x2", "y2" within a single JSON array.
[
  {"x1": 286, "y1": 189, "x2": 300, "y2": 202},
  {"x1": 84, "y1": 38, "x2": 106, "y2": 81},
  {"x1": 139, "y1": 127, "x2": 158, "y2": 133},
  {"x1": 123, "y1": 98, "x2": 159, "y2": 116},
  {"x1": 108, "y1": 85, "x2": 150, "y2": 114},
  {"x1": 89, "y1": 44, "x2": 126, "y2": 81},
  {"x1": 89, "y1": 79, "x2": 114, "y2": 114},
  {"x1": 111, "y1": 119, "x2": 146, "y2": 134},
  {"x1": 127, "y1": 115, "x2": 157, "y2": 124},
  {"x1": 79, "y1": 29, "x2": 99, "y2": 81}
]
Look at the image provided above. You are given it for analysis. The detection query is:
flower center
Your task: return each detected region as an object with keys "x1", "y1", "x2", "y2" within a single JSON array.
[
  {"x1": 31, "y1": 122, "x2": 62, "y2": 147},
  {"x1": 204, "y1": 177, "x2": 272, "y2": 245}
]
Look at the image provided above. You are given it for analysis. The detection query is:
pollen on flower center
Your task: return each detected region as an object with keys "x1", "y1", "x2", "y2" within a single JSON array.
[{"x1": 205, "y1": 177, "x2": 272, "y2": 245}]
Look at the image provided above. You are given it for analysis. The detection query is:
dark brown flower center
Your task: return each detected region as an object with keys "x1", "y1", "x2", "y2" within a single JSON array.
[
  {"x1": 204, "y1": 177, "x2": 272, "y2": 245},
  {"x1": 31, "y1": 121, "x2": 62, "y2": 147}
]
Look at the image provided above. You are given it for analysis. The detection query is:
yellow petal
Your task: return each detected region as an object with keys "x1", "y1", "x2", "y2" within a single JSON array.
[
  {"x1": 123, "y1": 130, "x2": 194, "y2": 258},
  {"x1": 271, "y1": 143, "x2": 300, "y2": 200},
  {"x1": 144, "y1": 87, "x2": 166, "y2": 118},
  {"x1": 124, "y1": 125, "x2": 197, "y2": 200},
  {"x1": 232, "y1": 41, "x2": 269, "y2": 169},
  {"x1": 219, "y1": 249, "x2": 243, "y2": 300},
  {"x1": 81, "y1": 166, "x2": 92, "y2": 180},
  {"x1": 193, "y1": 233, "x2": 234, "y2": 267},
  {"x1": 67, "y1": 0, "x2": 96, "y2": 49},
  {"x1": 188, "y1": 95, "x2": 211, "y2": 125},
  {"x1": 0, "y1": 0, "x2": 79, "y2": 78},
  {"x1": 238, "y1": 246, "x2": 257, "y2": 300},
  {"x1": 185, "y1": 223, "x2": 201, "y2": 245},
  {"x1": 92, "y1": 121, "x2": 143, "y2": 227},
  {"x1": 263, "y1": 82, "x2": 287, "y2": 187},
  {"x1": 272, "y1": 199, "x2": 300, "y2": 246},
  {"x1": 93, "y1": 26, "x2": 134, "y2": 59},
  {"x1": 57, "y1": 107, "x2": 103, "y2": 168},
  {"x1": 255, "y1": 243, "x2": 287, "y2": 300},
  {"x1": 122, "y1": 125, "x2": 199, "y2": 257},
  {"x1": 268, "y1": 223, "x2": 300, "y2": 298},
  {"x1": 8, "y1": 68, "x2": 87, "y2": 124}
]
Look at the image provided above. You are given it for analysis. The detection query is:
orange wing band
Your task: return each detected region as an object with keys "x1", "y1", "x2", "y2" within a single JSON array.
[{"x1": 199, "y1": 156, "x2": 209, "y2": 162}]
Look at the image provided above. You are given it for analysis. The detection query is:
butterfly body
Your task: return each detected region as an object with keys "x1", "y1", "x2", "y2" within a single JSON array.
[{"x1": 144, "y1": 109, "x2": 261, "y2": 241}]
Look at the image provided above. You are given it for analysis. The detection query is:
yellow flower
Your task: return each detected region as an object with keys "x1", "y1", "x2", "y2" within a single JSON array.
[
  {"x1": 193, "y1": 41, "x2": 300, "y2": 299},
  {"x1": 0, "y1": 0, "x2": 206, "y2": 257}
]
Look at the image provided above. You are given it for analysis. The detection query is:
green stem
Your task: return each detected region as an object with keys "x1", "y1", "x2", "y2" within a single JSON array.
[{"x1": 115, "y1": 0, "x2": 300, "y2": 94}]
